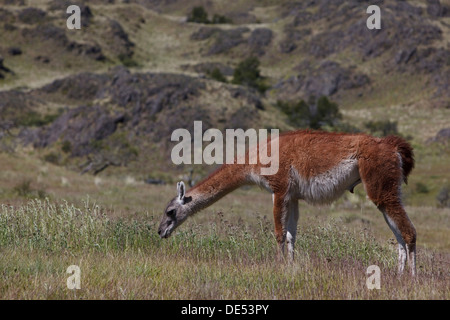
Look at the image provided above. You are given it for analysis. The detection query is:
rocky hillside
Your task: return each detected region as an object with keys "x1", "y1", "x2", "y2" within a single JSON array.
[{"x1": 0, "y1": 0, "x2": 449, "y2": 183}]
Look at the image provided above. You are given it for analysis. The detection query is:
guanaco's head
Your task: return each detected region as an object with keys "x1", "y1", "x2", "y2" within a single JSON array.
[{"x1": 158, "y1": 181, "x2": 191, "y2": 238}]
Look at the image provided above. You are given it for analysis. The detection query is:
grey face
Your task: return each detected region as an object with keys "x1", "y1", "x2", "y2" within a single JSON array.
[
  {"x1": 158, "y1": 199, "x2": 182, "y2": 238},
  {"x1": 158, "y1": 181, "x2": 188, "y2": 238}
]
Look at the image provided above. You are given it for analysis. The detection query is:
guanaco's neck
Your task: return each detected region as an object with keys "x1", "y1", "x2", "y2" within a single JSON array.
[{"x1": 185, "y1": 164, "x2": 249, "y2": 215}]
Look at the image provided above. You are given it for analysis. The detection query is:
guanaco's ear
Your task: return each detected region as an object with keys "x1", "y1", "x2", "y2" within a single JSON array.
[{"x1": 177, "y1": 181, "x2": 186, "y2": 202}]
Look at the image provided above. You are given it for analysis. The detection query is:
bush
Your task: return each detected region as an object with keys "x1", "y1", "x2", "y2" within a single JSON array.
[
  {"x1": 276, "y1": 96, "x2": 342, "y2": 129},
  {"x1": 310, "y1": 96, "x2": 342, "y2": 129},
  {"x1": 276, "y1": 100, "x2": 310, "y2": 128},
  {"x1": 118, "y1": 54, "x2": 139, "y2": 68},
  {"x1": 187, "y1": 6, "x2": 210, "y2": 24},
  {"x1": 364, "y1": 120, "x2": 399, "y2": 137},
  {"x1": 13, "y1": 180, "x2": 32, "y2": 197},
  {"x1": 232, "y1": 56, "x2": 268, "y2": 93},
  {"x1": 415, "y1": 182, "x2": 429, "y2": 194},
  {"x1": 12, "y1": 180, "x2": 47, "y2": 199},
  {"x1": 43, "y1": 152, "x2": 60, "y2": 165},
  {"x1": 330, "y1": 122, "x2": 361, "y2": 134},
  {"x1": 211, "y1": 14, "x2": 232, "y2": 24},
  {"x1": 208, "y1": 67, "x2": 227, "y2": 83},
  {"x1": 61, "y1": 140, "x2": 72, "y2": 154},
  {"x1": 17, "y1": 111, "x2": 60, "y2": 127},
  {"x1": 187, "y1": 6, "x2": 232, "y2": 24}
]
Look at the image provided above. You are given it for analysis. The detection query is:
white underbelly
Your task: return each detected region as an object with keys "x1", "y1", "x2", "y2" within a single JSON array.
[{"x1": 289, "y1": 158, "x2": 360, "y2": 204}]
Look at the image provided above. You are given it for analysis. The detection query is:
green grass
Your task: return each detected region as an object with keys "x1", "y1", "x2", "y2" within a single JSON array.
[
  {"x1": 0, "y1": 0, "x2": 449, "y2": 300},
  {"x1": 0, "y1": 197, "x2": 448, "y2": 299}
]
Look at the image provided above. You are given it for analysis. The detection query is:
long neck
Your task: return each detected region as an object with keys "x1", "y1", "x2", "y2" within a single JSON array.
[{"x1": 185, "y1": 164, "x2": 248, "y2": 215}]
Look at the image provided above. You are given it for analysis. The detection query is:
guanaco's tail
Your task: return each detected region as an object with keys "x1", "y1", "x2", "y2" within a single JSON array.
[{"x1": 383, "y1": 135, "x2": 415, "y2": 184}]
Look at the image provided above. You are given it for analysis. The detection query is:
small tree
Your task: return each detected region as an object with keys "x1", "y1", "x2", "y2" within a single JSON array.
[
  {"x1": 187, "y1": 7, "x2": 232, "y2": 24},
  {"x1": 276, "y1": 96, "x2": 342, "y2": 129},
  {"x1": 208, "y1": 67, "x2": 227, "y2": 83},
  {"x1": 187, "y1": 6, "x2": 210, "y2": 24},
  {"x1": 232, "y1": 56, "x2": 267, "y2": 93},
  {"x1": 310, "y1": 96, "x2": 342, "y2": 129},
  {"x1": 276, "y1": 100, "x2": 310, "y2": 128}
]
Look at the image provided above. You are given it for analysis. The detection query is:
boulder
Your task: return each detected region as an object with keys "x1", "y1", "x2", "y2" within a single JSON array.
[
  {"x1": 207, "y1": 27, "x2": 250, "y2": 55},
  {"x1": 428, "y1": 128, "x2": 450, "y2": 145},
  {"x1": 248, "y1": 28, "x2": 273, "y2": 56},
  {"x1": 427, "y1": 0, "x2": 449, "y2": 17},
  {"x1": 275, "y1": 60, "x2": 370, "y2": 99}
]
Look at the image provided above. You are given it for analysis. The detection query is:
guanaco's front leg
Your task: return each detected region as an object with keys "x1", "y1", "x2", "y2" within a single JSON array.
[{"x1": 272, "y1": 193, "x2": 288, "y2": 261}]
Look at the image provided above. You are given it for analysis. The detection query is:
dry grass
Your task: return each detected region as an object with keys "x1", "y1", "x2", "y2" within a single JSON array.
[
  {"x1": 0, "y1": 171, "x2": 448, "y2": 299},
  {"x1": 1, "y1": 0, "x2": 449, "y2": 301},
  {"x1": 0, "y1": 148, "x2": 448, "y2": 300}
]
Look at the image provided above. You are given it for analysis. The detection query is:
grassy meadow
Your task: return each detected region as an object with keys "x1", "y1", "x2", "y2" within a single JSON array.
[
  {"x1": 0, "y1": 0, "x2": 449, "y2": 301},
  {"x1": 0, "y1": 153, "x2": 448, "y2": 300}
]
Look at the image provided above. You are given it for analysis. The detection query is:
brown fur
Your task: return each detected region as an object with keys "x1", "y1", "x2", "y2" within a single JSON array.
[{"x1": 166, "y1": 130, "x2": 417, "y2": 275}]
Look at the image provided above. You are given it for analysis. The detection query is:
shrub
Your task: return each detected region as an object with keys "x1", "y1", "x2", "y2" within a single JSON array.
[
  {"x1": 211, "y1": 14, "x2": 232, "y2": 24},
  {"x1": 276, "y1": 100, "x2": 310, "y2": 128},
  {"x1": 17, "y1": 111, "x2": 60, "y2": 127},
  {"x1": 415, "y1": 182, "x2": 429, "y2": 194},
  {"x1": 364, "y1": 120, "x2": 399, "y2": 137},
  {"x1": 276, "y1": 96, "x2": 342, "y2": 129},
  {"x1": 187, "y1": 6, "x2": 232, "y2": 24},
  {"x1": 43, "y1": 152, "x2": 60, "y2": 165},
  {"x1": 208, "y1": 67, "x2": 227, "y2": 83},
  {"x1": 187, "y1": 6, "x2": 210, "y2": 24},
  {"x1": 310, "y1": 96, "x2": 342, "y2": 129},
  {"x1": 330, "y1": 122, "x2": 361, "y2": 134},
  {"x1": 12, "y1": 180, "x2": 47, "y2": 199},
  {"x1": 13, "y1": 180, "x2": 32, "y2": 197},
  {"x1": 118, "y1": 54, "x2": 139, "y2": 68},
  {"x1": 61, "y1": 140, "x2": 72, "y2": 154},
  {"x1": 232, "y1": 56, "x2": 268, "y2": 93},
  {"x1": 37, "y1": 189, "x2": 48, "y2": 199}
]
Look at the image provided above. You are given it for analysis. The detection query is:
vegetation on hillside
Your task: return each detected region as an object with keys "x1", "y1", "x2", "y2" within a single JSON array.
[
  {"x1": 0, "y1": 0, "x2": 449, "y2": 300},
  {"x1": 0, "y1": 198, "x2": 448, "y2": 299},
  {"x1": 187, "y1": 6, "x2": 232, "y2": 24},
  {"x1": 276, "y1": 96, "x2": 342, "y2": 130},
  {"x1": 232, "y1": 56, "x2": 268, "y2": 93}
]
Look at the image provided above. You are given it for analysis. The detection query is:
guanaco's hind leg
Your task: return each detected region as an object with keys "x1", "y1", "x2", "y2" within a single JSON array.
[
  {"x1": 359, "y1": 156, "x2": 417, "y2": 276},
  {"x1": 380, "y1": 204, "x2": 416, "y2": 276}
]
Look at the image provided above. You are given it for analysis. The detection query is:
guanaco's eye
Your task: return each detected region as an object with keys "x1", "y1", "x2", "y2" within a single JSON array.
[{"x1": 167, "y1": 209, "x2": 176, "y2": 216}]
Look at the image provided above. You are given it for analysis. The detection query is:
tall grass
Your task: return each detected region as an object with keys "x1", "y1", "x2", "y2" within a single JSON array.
[
  {"x1": 0, "y1": 199, "x2": 448, "y2": 299},
  {"x1": 0, "y1": 198, "x2": 156, "y2": 252},
  {"x1": 0, "y1": 199, "x2": 393, "y2": 264}
]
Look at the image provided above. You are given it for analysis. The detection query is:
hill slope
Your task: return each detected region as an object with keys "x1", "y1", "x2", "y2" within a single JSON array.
[{"x1": 0, "y1": 0, "x2": 449, "y2": 203}]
